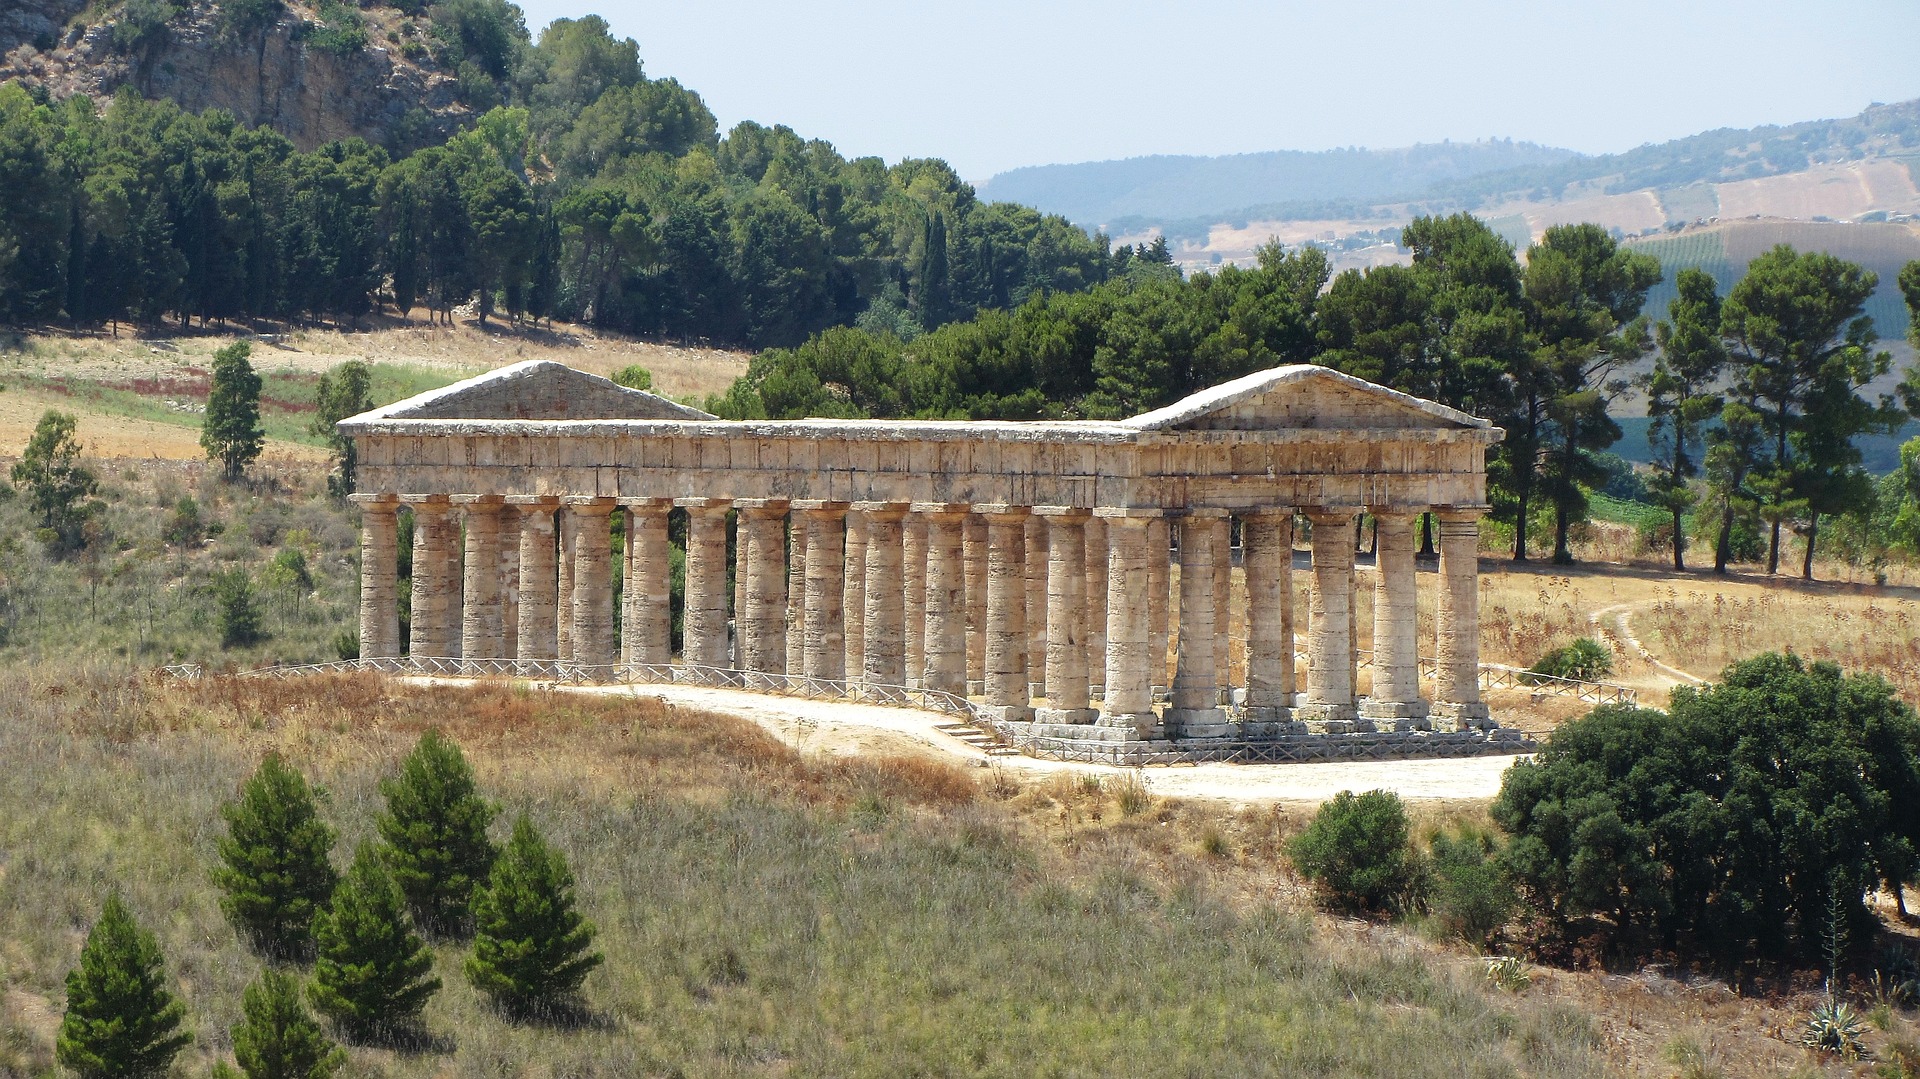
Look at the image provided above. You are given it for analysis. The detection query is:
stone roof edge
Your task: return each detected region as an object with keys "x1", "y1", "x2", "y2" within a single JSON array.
[
  {"x1": 332, "y1": 417, "x2": 1501, "y2": 445},
  {"x1": 1121, "y1": 364, "x2": 1493, "y2": 432},
  {"x1": 340, "y1": 359, "x2": 717, "y2": 426}
]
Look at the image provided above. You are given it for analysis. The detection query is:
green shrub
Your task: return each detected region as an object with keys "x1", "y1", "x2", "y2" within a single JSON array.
[
  {"x1": 213, "y1": 754, "x2": 340, "y2": 960},
  {"x1": 465, "y1": 815, "x2": 603, "y2": 1018},
  {"x1": 1526, "y1": 637, "x2": 1612, "y2": 682},
  {"x1": 230, "y1": 968, "x2": 346, "y2": 1079},
  {"x1": 1286, "y1": 790, "x2": 1415, "y2": 914},
  {"x1": 309, "y1": 843, "x2": 441, "y2": 1043},
  {"x1": 214, "y1": 567, "x2": 264, "y2": 648},
  {"x1": 218, "y1": 0, "x2": 281, "y2": 36},
  {"x1": 162, "y1": 496, "x2": 204, "y2": 546},
  {"x1": 57, "y1": 894, "x2": 193, "y2": 1079},
  {"x1": 1428, "y1": 825, "x2": 1517, "y2": 948},
  {"x1": 610, "y1": 364, "x2": 653, "y2": 392},
  {"x1": 111, "y1": 0, "x2": 183, "y2": 51},
  {"x1": 376, "y1": 730, "x2": 498, "y2": 936},
  {"x1": 308, "y1": 0, "x2": 366, "y2": 55}
]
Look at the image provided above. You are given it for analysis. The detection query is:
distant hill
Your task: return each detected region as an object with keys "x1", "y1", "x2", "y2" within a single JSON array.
[{"x1": 977, "y1": 140, "x2": 1579, "y2": 228}]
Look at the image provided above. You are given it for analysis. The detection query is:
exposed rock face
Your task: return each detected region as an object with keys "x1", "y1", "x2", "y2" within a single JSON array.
[{"x1": 0, "y1": 0, "x2": 471, "y2": 153}]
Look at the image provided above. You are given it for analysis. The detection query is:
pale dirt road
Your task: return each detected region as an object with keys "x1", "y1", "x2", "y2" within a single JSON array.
[{"x1": 561, "y1": 682, "x2": 1524, "y2": 806}]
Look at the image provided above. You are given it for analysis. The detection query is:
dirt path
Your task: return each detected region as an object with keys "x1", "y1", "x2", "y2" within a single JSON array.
[
  {"x1": 1588, "y1": 600, "x2": 1705, "y2": 688},
  {"x1": 570, "y1": 683, "x2": 1523, "y2": 806}
]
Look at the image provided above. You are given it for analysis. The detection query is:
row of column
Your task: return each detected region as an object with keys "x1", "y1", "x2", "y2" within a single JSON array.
[{"x1": 356, "y1": 496, "x2": 1488, "y2": 735}]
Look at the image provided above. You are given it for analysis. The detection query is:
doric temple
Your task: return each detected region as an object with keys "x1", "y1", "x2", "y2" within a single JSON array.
[{"x1": 340, "y1": 360, "x2": 1505, "y2": 753}]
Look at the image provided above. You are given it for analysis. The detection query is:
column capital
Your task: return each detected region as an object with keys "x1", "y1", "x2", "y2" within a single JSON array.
[
  {"x1": 909, "y1": 501, "x2": 971, "y2": 517},
  {"x1": 792, "y1": 499, "x2": 850, "y2": 513},
  {"x1": 1304, "y1": 507, "x2": 1360, "y2": 524},
  {"x1": 735, "y1": 498, "x2": 791, "y2": 516},
  {"x1": 973, "y1": 503, "x2": 1031, "y2": 519},
  {"x1": 505, "y1": 494, "x2": 561, "y2": 507},
  {"x1": 1032, "y1": 505, "x2": 1092, "y2": 520},
  {"x1": 1172, "y1": 506, "x2": 1231, "y2": 519},
  {"x1": 1239, "y1": 505, "x2": 1295, "y2": 519},
  {"x1": 1093, "y1": 505, "x2": 1166, "y2": 519},
  {"x1": 397, "y1": 493, "x2": 450, "y2": 506},
  {"x1": 851, "y1": 500, "x2": 910, "y2": 518},
  {"x1": 1369, "y1": 508, "x2": 1420, "y2": 526},
  {"x1": 450, "y1": 493, "x2": 506, "y2": 506},
  {"x1": 680, "y1": 497, "x2": 732, "y2": 515},
  {"x1": 1434, "y1": 506, "x2": 1489, "y2": 524},
  {"x1": 348, "y1": 492, "x2": 399, "y2": 506},
  {"x1": 562, "y1": 494, "x2": 618, "y2": 507},
  {"x1": 617, "y1": 496, "x2": 672, "y2": 511},
  {"x1": 563, "y1": 498, "x2": 618, "y2": 516}
]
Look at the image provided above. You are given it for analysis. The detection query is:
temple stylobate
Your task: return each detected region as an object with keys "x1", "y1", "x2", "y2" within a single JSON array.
[{"x1": 340, "y1": 360, "x2": 1505, "y2": 754}]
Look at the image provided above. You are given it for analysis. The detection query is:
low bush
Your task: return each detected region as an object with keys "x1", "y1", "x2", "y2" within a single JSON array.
[
  {"x1": 1427, "y1": 825, "x2": 1517, "y2": 948},
  {"x1": 1287, "y1": 789, "x2": 1415, "y2": 914},
  {"x1": 1526, "y1": 637, "x2": 1612, "y2": 682}
]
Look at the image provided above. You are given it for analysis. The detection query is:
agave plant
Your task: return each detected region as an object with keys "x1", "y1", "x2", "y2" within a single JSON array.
[
  {"x1": 1801, "y1": 997, "x2": 1870, "y2": 1061},
  {"x1": 1483, "y1": 954, "x2": 1532, "y2": 993}
]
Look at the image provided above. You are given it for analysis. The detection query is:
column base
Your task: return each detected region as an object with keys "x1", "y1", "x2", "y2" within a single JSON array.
[
  {"x1": 1034, "y1": 707, "x2": 1098, "y2": 725},
  {"x1": 977, "y1": 705, "x2": 1033, "y2": 724},
  {"x1": 1294, "y1": 702, "x2": 1359, "y2": 723},
  {"x1": 1097, "y1": 711, "x2": 1163, "y2": 739},
  {"x1": 1432, "y1": 700, "x2": 1494, "y2": 730},
  {"x1": 966, "y1": 679, "x2": 985, "y2": 696},
  {"x1": 1165, "y1": 707, "x2": 1232, "y2": 739},
  {"x1": 1360, "y1": 699, "x2": 1431, "y2": 720}
]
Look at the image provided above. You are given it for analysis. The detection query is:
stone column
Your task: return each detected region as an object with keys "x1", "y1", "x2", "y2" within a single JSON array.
[
  {"x1": 624, "y1": 500, "x2": 672, "y2": 665},
  {"x1": 1098, "y1": 513, "x2": 1158, "y2": 737},
  {"x1": 556, "y1": 507, "x2": 575, "y2": 661},
  {"x1": 459, "y1": 496, "x2": 506, "y2": 665},
  {"x1": 1214, "y1": 514, "x2": 1233, "y2": 692},
  {"x1": 1242, "y1": 509, "x2": 1294, "y2": 727},
  {"x1": 732, "y1": 513, "x2": 748, "y2": 668},
  {"x1": 1433, "y1": 509, "x2": 1491, "y2": 727},
  {"x1": 1024, "y1": 515, "x2": 1048, "y2": 699},
  {"x1": 736, "y1": 500, "x2": 789, "y2": 679},
  {"x1": 843, "y1": 509, "x2": 868, "y2": 684},
  {"x1": 682, "y1": 499, "x2": 731, "y2": 668},
  {"x1": 797, "y1": 501, "x2": 848, "y2": 681},
  {"x1": 1083, "y1": 516, "x2": 1108, "y2": 697},
  {"x1": 352, "y1": 495, "x2": 400, "y2": 660},
  {"x1": 1035, "y1": 507, "x2": 1094, "y2": 724},
  {"x1": 1147, "y1": 516, "x2": 1171, "y2": 692},
  {"x1": 858, "y1": 503, "x2": 908, "y2": 689},
  {"x1": 903, "y1": 513, "x2": 927, "y2": 690},
  {"x1": 785, "y1": 513, "x2": 808, "y2": 676},
  {"x1": 513, "y1": 500, "x2": 559, "y2": 662},
  {"x1": 918, "y1": 505, "x2": 968, "y2": 696},
  {"x1": 568, "y1": 499, "x2": 616, "y2": 671},
  {"x1": 497, "y1": 505, "x2": 519, "y2": 661},
  {"x1": 1169, "y1": 510, "x2": 1230, "y2": 737},
  {"x1": 980, "y1": 505, "x2": 1032, "y2": 721},
  {"x1": 963, "y1": 514, "x2": 988, "y2": 695},
  {"x1": 1363, "y1": 511, "x2": 1429, "y2": 727},
  {"x1": 406, "y1": 498, "x2": 458, "y2": 659},
  {"x1": 1300, "y1": 510, "x2": 1360, "y2": 724}
]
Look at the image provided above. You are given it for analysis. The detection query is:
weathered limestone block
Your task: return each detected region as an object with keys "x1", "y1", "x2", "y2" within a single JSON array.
[
  {"x1": 1242, "y1": 509, "x2": 1294, "y2": 723},
  {"x1": 1098, "y1": 512, "x2": 1158, "y2": 737},
  {"x1": 798, "y1": 502, "x2": 848, "y2": 680},
  {"x1": 683, "y1": 499, "x2": 731, "y2": 668},
  {"x1": 738, "y1": 500, "x2": 789, "y2": 677},
  {"x1": 407, "y1": 499, "x2": 459, "y2": 659},
  {"x1": 918, "y1": 506, "x2": 968, "y2": 697},
  {"x1": 625, "y1": 500, "x2": 673, "y2": 664},
  {"x1": 1300, "y1": 510, "x2": 1359, "y2": 723},
  {"x1": 568, "y1": 499, "x2": 616, "y2": 668},
  {"x1": 458, "y1": 497, "x2": 506, "y2": 662},
  {"x1": 352, "y1": 496, "x2": 400, "y2": 660},
  {"x1": 1036, "y1": 508, "x2": 1094, "y2": 724},
  {"x1": 1433, "y1": 509, "x2": 1490, "y2": 727},
  {"x1": 981, "y1": 506, "x2": 1031, "y2": 721},
  {"x1": 1363, "y1": 511, "x2": 1428, "y2": 724},
  {"x1": 858, "y1": 503, "x2": 908, "y2": 687},
  {"x1": 513, "y1": 500, "x2": 558, "y2": 661},
  {"x1": 1169, "y1": 510, "x2": 1229, "y2": 737}
]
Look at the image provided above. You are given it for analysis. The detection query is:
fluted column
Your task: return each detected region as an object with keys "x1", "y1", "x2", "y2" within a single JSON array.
[
  {"x1": 682, "y1": 499, "x2": 731, "y2": 668},
  {"x1": 737, "y1": 500, "x2": 789, "y2": 680},
  {"x1": 732, "y1": 512, "x2": 749, "y2": 668},
  {"x1": 980, "y1": 505, "x2": 1032, "y2": 721},
  {"x1": 798, "y1": 501, "x2": 847, "y2": 680},
  {"x1": 903, "y1": 514, "x2": 927, "y2": 690},
  {"x1": 1024, "y1": 516, "x2": 1048, "y2": 698},
  {"x1": 624, "y1": 500, "x2": 672, "y2": 665},
  {"x1": 556, "y1": 508, "x2": 575, "y2": 660},
  {"x1": 1300, "y1": 510, "x2": 1360, "y2": 724},
  {"x1": 1147, "y1": 517, "x2": 1171, "y2": 692},
  {"x1": 1241, "y1": 509, "x2": 1295, "y2": 727},
  {"x1": 785, "y1": 512, "x2": 808, "y2": 676},
  {"x1": 352, "y1": 495, "x2": 400, "y2": 660},
  {"x1": 918, "y1": 505, "x2": 968, "y2": 696},
  {"x1": 459, "y1": 496, "x2": 506, "y2": 664},
  {"x1": 513, "y1": 499, "x2": 559, "y2": 662},
  {"x1": 1169, "y1": 510, "x2": 1230, "y2": 737},
  {"x1": 843, "y1": 509, "x2": 868, "y2": 684},
  {"x1": 1213, "y1": 513, "x2": 1232, "y2": 692},
  {"x1": 406, "y1": 498, "x2": 458, "y2": 659},
  {"x1": 963, "y1": 514, "x2": 988, "y2": 695},
  {"x1": 568, "y1": 499, "x2": 616, "y2": 671},
  {"x1": 1098, "y1": 512, "x2": 1158, "y2": 736},
  {"x1": 1433, "y1": 509, "x2": 1491, "y2": 727},
  {"x1": 1035, "y1": 507, "x2": 1094, "y2": 724},
  {"x1": 1363, "y1": 511, "x2": 1429, "y2": 727},
  {"x1": 1083, "y1": 516, "x2": 1108, "y2": 697},
  {"x1": 857, "y1": 503, "x2": 908, "y2": 689},
  {"x1": 497, "y1": 506, "x2": 519, "y2": 661}
]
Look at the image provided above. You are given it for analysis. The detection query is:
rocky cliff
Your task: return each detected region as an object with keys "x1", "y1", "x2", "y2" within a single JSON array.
[{"x1": 0, "y1": 0, "x2": 472, "y2": 152}]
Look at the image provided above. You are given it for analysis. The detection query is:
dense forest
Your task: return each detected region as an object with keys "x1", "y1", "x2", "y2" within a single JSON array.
[{"x1": 0, "y1": 2, "x2": 1116, "y2": 347}]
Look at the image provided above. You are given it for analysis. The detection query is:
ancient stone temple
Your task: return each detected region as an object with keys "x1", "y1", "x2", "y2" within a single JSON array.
[{"x1": 341, "y1": 360, "x2": 1505, "y2": 756}]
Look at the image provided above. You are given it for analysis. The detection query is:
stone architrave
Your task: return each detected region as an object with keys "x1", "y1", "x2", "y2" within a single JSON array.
[
  {"x1": 979, "y1": 506, "x2": 1032, "y2": 722},
  {"x1": 1168, "y1": 510, "x2": 1230, "y2": 737},
  {"x1": 963, "y1": 514, "x2": 988, "y2": 695},
  {"x1": 1241, "y1": 509, "x2": 1294, "y2": 726},
  {"x1": 1363, "y1": 511, "x2": 1429, "y2": 727},
  {"x1": 1083, "y1": 515, "x2": 1108, "y2": 697},
  {"x1": 843, "y1": 509, "x2": 869, "y2": 684},
  {"x1": 682, "y1": 499, "x2": 731, "y2": 668},
  {"x1": 458, "y1": 496, "x2": 506, "y2": 665},
  {"x1": 903, "y1": 513, "x2": 927, "y2": 690},
  {"x1": 737, "y1": 500, "x2": 789, "y2": 679},
  {"x1": 512, "y1": 499, "x2": 559, "y2": 662},
  {"x1": 1300, "y1": 510, "x2": 1360, "y2": 724},
  {"x1": 568, "y1": 499, "x2": 616, "y2": 669},
  {"x1": 352, "y1": 496, "x2": 401, "y2": 660},
  {"x1": 797, "y1": 502, "x2": 848, "y2": 681},
  {"x1": 917, "y1": 505, "x2": 969, "y2": 696},
  {"x1": 1097, "y1": 512, "x2": 1158, "y2": 737},
  {"x1": 624, "y1": 500, "x2": 672, "y2": 665},
  {"x1": 406, "y1": 498, "x2": 458, "y2": 660},
  {"x1": 1433, "y1": 509, "x2": 1491, "y2": 728},
  {"x1": 858, "y1": 503, "x2": 909, "y2": 688}
]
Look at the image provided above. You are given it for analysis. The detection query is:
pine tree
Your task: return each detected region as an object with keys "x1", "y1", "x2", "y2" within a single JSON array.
[
  {"x1": 57, "y1": 893, "x2": 194, "y2": 1079},
  {"x1": 308, "y1": 843, "x2": 441, "y2": 1043},
  {"x1": 230, "y1": 968, "x2": 346, "y2": 1079},
  {"x1": 311, "y1": 360, "x2": 373, "y2": 497},
  {"x1": 465, "y1": 815, "x2": 603, "y2": 1018},
  {"x1": 213, "y1": 753, "x2": 340, "y2": 960},
  {"x1": 376, "y1": 730, "x2": 498, "y2": 937},
  {"x1": 203, "y1": 339, "x2": 265, "y2": 482}
]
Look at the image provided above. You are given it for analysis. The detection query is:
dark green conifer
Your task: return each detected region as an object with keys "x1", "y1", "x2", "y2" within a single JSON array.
[
  {"x1": 231, "y1": 968, "x2": 346, "y2": 1079},
  {"x1": 308, "y1": 843, "x2": 441, "y2": 1043},
  {"x1": 56, "y1": 893, "x2": 193, "y2": 1079},
  {"x1": 376, "y1": 730, "x2": 498, "y2": 936},
  {"x1": 465, "y1": 815, "x2": 603, "y2": 1018},
  {"x1": 214, "y1": 753, "x2": 339, "y2": 960}
]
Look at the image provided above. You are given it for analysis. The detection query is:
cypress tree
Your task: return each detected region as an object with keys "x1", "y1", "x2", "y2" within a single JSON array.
[
  {"x1": 213, "y1": 753, "x2": 340, "y2": 960},
  {"x1": 203, "y1": 339, "x2": 265, "y2": 482},
  {"x1": 57, "y1": 893, "x2": 194, "y2": 1079},
  {"x1": 376, "y1": 730, "x2": 498, "y2": 937},
  {"x1": 308, "y1": 843, "x2": 441, "y2": 1043},
  {"x1": 231, "y1": 968, "x2": 346, "y2": 1079},
  {"x1": 465, "y1": 815, "x2": 602, "y2": 1018}
]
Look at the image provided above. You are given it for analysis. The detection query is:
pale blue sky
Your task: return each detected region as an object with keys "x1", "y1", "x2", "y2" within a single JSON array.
[{"x1": 512, "y1": 0, "x2": 1920, "y2": 182}]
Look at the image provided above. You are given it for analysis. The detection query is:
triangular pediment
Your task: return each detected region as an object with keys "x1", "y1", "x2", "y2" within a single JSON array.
[
  {"x1": 348, "y1": 360, "x2": 715, "y2": 423},
  {"x1": 1124, "y1": 364, "x2": 1489, "y2": 433}
]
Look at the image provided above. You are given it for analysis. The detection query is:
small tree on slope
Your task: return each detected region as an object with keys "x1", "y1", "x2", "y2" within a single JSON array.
[
  {"x1": 214, "y1": 753, "x2": 340, "y2": 960},
  {"x1": 465, "y1": 815, "x2": 603, "y2": 1018},
  {"x1": 57, "y1": 893, "x2": 193, "y2": 1079},
  {"x1": 377, "y1": 730, "x2": 498, "y2": 937},
  {"x1": 308, "y1": 842, "x2": 441, "y2": 1043},
  {"x1": 203, "y1": 339, "x2": 265, "y2": 482},
  {"x1": 231, "y1": 968, "x2": 346, "y2": 1079}
]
